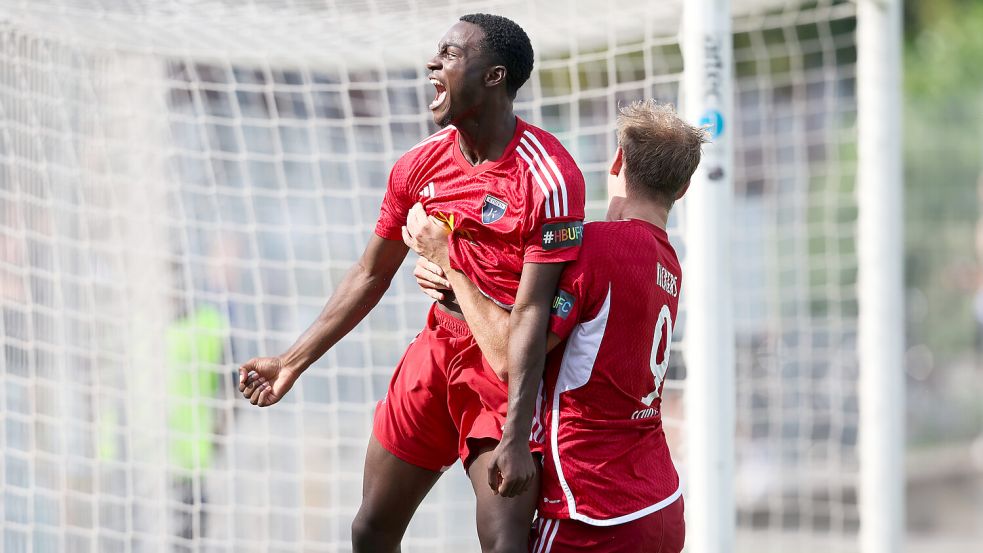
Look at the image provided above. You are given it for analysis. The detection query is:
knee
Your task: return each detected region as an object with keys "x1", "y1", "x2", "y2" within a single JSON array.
[
  {"x1": 478, "y1": 532, "x2": 528, "y2": 553},
  {"x1": 481, "y1": 542, "x2": 527, "y2": 553},
  {"x1": 351, "y1": 511, "x2": 400, "y2": 553}
]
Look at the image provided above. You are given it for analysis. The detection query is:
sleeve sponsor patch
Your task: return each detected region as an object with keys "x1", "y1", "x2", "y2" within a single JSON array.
[
  {"x1": 541, "y1": 221, "x2": 584, "y2": 250},
  {"x1": 551, "y1": 289, "x2": 576, "y2": 320}
]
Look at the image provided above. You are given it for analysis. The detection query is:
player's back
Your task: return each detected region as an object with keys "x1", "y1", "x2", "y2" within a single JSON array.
[{"x1": 539, "y1": 219, "x2": 682, "y2": 525}]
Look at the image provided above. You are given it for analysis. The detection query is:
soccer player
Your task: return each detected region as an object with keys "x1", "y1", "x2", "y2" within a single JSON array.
[
  {"x1": 403, "y1": 100, "x2": 706, "y2": 552},
  {"x1": 237, "y1": 13, "x2": 585, "y2": 553}
]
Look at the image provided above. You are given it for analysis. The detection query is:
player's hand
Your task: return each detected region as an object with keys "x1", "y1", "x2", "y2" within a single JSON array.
[
  {"x1": 487, "y1": 438, "x2": 537, "y2": 498},
  {"x1": 413, "y1": 256, "x2": 452, "y2": 301},
  {"x1": 402, "y1": 202, "x2": 451, "y2": 269},
  {"x1": 238, "y1": 356, "x2": 299, "y2": 407}
]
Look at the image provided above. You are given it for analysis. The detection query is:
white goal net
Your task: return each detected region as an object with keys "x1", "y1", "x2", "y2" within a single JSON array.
[{"x1": 0, "y1": 1, "x2": 860, "y2": 552}]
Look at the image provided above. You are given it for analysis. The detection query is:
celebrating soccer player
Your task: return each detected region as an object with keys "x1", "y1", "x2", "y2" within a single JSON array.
[
  {"x1": 404, "y1": 100, "x2": 706, "y2": 552},
  {"x1": 237, "y1": 13, "x2": 585, "y2": 553}
]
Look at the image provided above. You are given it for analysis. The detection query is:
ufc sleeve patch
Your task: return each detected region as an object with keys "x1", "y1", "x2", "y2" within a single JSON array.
[{"x1": 551, "y1": 289, "x2": 576, "y2": 320}]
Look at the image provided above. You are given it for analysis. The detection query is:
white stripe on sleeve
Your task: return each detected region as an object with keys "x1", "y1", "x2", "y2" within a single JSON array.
[
  {"x1": 516, "y1": 144, "x2": 553, "y2": 219},
  {"x1": 520, "y1": 136, "x2": 562, "y2": 217},
  {"x1": 524, "y1": 131, "x2": 569, "y2": 217}
]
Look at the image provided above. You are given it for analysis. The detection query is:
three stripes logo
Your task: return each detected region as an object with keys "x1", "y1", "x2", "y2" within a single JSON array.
[
  {"x1": 419, "y1": 182, "x2": 436, "y2": 198},
  {"x1": 515, "y1": 131, "x2": 570, "y2": 219}
]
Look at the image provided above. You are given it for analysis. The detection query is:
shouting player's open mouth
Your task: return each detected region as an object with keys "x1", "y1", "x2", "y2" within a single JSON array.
[{"x1": 429, "y1": 78, "x2": 447, "y2": 111}]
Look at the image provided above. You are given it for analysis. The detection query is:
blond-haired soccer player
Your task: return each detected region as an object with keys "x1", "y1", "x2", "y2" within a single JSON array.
[{"x1": 404, "y1": 100, "x2": 706, "y2": 552}]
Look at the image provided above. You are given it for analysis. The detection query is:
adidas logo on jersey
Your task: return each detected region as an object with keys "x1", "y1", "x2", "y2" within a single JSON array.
[
  {"x1": 419, "y1": 182, "x2": 436, "y2": 198},
  {"x1": 657, "y1": 263, "x2": 678, "y2": 297}
]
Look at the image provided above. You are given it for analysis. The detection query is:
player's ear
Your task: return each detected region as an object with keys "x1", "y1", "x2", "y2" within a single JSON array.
[
  {"x1": 485, "y1": 65, "x2": 506, "y2": 90},
  {"x1": 675, "y1": 180, "x2": 692, "y2": 200},
  {"x1": 609, "y1": 147, "x2": 624, "y2": 177}
]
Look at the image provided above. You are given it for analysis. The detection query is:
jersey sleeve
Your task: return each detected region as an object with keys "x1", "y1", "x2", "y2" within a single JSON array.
[
  {"x1": 548, "y1": 257, "x2": 591, "y2": 341},
  {"x1": 374, "y1": 154, "x2": 417, "y2": 241},
  {"x1": 521, "y1": 146, "x2": 586, "y2": 264}
]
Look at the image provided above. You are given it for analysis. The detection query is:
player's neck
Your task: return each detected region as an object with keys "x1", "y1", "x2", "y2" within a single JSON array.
[
  {"x1": 454, "y1": 108, "x2": 516, "y2": 166},
  {"x1": 620, "y1": 197, "x2": 670, "y2": 230}
]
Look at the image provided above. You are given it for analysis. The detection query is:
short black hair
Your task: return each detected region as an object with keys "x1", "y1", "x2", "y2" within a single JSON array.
[{"x1": 459, "y1": 13, "x2": 534, "y2": 99}]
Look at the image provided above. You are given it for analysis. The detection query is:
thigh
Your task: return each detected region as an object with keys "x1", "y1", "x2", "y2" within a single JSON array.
[
  {"x1": 468, "y1": 445, "x2": 539, "y2": 553},
  {"x1": 660, "y1": 496, "x2": 685, "y2": 553},
  {"x1": 353, "y1": 435, "x2": 443, "y2": 546},
  {"x1": 446, "y1": 340, "x2": 513, "y2": 467}
]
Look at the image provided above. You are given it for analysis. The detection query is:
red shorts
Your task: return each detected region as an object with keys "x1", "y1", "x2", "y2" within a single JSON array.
[
  {"x1": 529, "y1": 496, "x2": 685, "y2": 553},
  {"x1": 373, "y1": 304, "x2": 520, "y2": 471}
]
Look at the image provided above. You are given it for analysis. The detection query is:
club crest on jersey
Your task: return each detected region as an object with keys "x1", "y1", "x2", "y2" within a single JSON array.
[{"x1": 481, "y1": 194, "x2": 508, "y2": 224}]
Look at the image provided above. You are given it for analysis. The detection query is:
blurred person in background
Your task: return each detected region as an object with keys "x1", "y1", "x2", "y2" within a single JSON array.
[{"x1": 165, "y1": 261, "x2": 230, "y2": 549}]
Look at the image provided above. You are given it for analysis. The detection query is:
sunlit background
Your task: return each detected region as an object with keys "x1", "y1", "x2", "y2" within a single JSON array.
[{"x1": 0, "y1": 0, "x2": 980, "y2": 551}]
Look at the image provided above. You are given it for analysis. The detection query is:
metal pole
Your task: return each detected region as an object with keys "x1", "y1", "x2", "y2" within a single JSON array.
[
  {"x1": 682, "y1": 0, "x2": 735, "y2": 550},
  {"x1": 857, "y1": 1, "x2": 905, "y2": 552}
]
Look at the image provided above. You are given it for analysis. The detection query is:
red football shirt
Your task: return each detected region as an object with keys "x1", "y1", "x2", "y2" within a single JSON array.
[
  {"x1": 375, "y1": 118, "x2": 586, "y2": 307},
  {"x1": 537, "y1": 219, "x2": 683, "y2": 525}
]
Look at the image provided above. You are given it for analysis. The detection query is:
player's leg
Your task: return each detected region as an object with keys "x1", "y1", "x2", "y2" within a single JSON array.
[
  {"x1": 660, "y1": 496, "x2": 685, "y2": 553},
  {"x1": 444, "y1": 331, "x2": 541, "y2": 553},
  {"x1": 352, "y1": 305, "x2": 461, "y2": 551},
  {"x1": 351, "y1": 435, "x2": 443, "y2": 553},
  {"x1": 467, "y1": 441, "x2": 540, "y2": 553}
]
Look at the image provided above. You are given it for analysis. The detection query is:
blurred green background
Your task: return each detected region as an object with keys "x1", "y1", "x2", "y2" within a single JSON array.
[{"x1": 903, "y1": 0, "x2": 983, "y2": 447}]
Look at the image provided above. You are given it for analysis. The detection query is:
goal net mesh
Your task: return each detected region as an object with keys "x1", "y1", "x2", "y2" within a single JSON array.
[{"x1": 0, "y1": 1, "x2": 859, "y2": 551}]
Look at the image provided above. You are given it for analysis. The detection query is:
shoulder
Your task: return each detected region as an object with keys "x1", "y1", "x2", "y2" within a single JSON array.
[
  {"x1": 388, "y1": 127, "x2": 455, "y2": 192},
  {"x1": 395, "y1": 126, "x2": 456, "y2": 169},
  {"x1": 513, "y1": 121, "x2": 585, "y2": 219},
  {"x1": 516, "y1": 122, "x2": 581, "y2": 178},
  {"x1": 564, "y1": 221, "x2": 616, "y2": 267},
  {"x1": 582, "y1": 220, "x2": 624, "y2": 246}
]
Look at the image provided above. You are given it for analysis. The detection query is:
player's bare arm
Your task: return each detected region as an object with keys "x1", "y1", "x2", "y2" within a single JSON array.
[
  {"x1": 490, "y1": 261, "x2": 565, "y2": 497},
  {"x1": 239, "y1": 235, "x2": 409, "y2": 406}
]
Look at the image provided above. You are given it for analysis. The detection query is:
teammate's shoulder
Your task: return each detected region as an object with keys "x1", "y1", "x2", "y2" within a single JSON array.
[
  {"x1": 583, "y1": 220, "x2": 625, "y2": 240},
  {"x1": 582, "y1": 219, "x2": 667, "y2": 252},
  {"x1": 573, "y1": 221, "x2": 621, "y2": 257}
]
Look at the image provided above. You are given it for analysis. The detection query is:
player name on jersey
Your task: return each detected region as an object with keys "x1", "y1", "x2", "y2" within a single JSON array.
[{"x1": 657, "y1": 262, "x2": 679, "y2": 297}]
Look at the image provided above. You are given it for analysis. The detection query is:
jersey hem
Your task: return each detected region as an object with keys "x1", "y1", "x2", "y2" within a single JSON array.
[
  {"x1": 538, "y1": 484, "x2": 683, "y2": 526},
  {"x1": 372, "y1": 426, "x2": 452, "y2": 473}
]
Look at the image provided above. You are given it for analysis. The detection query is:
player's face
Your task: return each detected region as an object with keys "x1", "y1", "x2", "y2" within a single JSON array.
[{"x1": 426, "y1": 21, "x2": 492, "y2": 127}]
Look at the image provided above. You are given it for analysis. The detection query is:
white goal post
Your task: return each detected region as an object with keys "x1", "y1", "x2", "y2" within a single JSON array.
[{"x1": 0, "y1": 1, "x2": 901, "y2": 552}]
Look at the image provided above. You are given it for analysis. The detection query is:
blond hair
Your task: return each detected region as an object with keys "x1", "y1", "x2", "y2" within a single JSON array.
[{"x1": 616, "y1": 99, "x2": 708, "y2": 206}]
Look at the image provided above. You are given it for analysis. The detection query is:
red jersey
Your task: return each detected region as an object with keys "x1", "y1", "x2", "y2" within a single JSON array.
[
  {"x1": 537, "y1": 219, "x2": 683, "y2": 525},
  {"x1": 375, "y1": 118, "x2": 586, "y2": 307}
]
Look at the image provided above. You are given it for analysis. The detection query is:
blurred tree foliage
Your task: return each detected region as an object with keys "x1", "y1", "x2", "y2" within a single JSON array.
[{"x1": 903, "y1": 0, "x2": 982, "y2": 366}]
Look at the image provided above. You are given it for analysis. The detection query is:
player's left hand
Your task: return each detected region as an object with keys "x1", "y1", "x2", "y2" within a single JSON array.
[
  {"x1": 238, "y1": 356, "x2": 298, "y2": 407},
  {"x1": 487, "y1": 438, "x2": 537, "y2": 498},
  {"x1": 402, "y1": 202, "x2": 451, "y2": 269}
]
